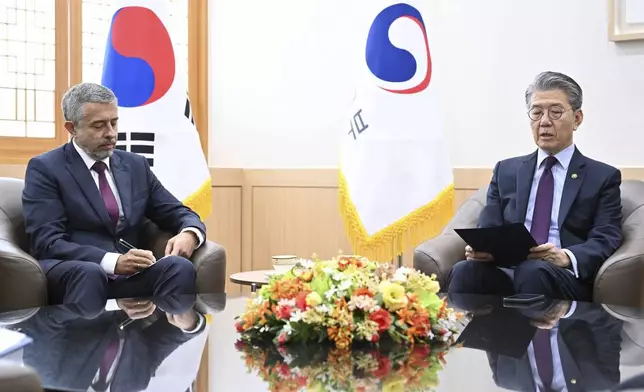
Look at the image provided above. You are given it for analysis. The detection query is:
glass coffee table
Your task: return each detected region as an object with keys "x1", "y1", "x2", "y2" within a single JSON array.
[{"x1": 1, "y1": 293, "x2": 644, "y2": 391}]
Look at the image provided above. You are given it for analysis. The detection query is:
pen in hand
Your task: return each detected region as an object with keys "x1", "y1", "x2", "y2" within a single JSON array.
[
  {"x1": 117, "y1": 239, "x2": 156, "y2": 279},
  {"x1": 118, "y1": 238, "x2": 136, "y2": 251}
]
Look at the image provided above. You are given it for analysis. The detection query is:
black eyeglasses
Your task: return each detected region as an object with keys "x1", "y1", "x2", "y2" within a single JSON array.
[{"x1": 527, "y1": 106, "x2": 573, "y2": 121}]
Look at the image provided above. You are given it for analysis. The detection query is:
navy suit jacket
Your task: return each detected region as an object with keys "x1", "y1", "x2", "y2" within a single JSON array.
[
  {"x1": 478, "y1": 147, "x2": 623, "y2": 282},
  {"x1": 22, "y1": 142, "x2": 207, "y2": 273},
  {"x1": 19, "y1": 305, "x2": 204, "y2": 391},
  {"x1": 488, "y1": 302, "x2": 623, "y2": 392}
]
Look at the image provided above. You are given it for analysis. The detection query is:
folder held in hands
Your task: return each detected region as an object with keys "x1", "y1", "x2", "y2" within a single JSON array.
[{"x1": 454, "y1": 223, "x2": 538, "y2": 267}]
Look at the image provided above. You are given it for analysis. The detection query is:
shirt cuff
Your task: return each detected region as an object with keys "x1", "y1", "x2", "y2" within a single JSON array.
[
  {"x1": 562, "y1": 249, "x2": 579, "y2": 278},
  {"x1": 100, "y1": 252, "x2": 120, "y2": 275},
  {"x1": 181, "y1": 227, "x2": 204, "y2": 248},
  {"x1": 105, "y1": 299, "x2": 120, "y2": 312},
  {"x1": 181, "y1": 313, "x2": 205, "y2": 333},
  {"x1": 561, "y1": 301, "x2": 577, "y2": 318}
]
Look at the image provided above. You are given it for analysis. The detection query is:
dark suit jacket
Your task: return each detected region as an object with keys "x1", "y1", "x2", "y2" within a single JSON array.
[
  {"x1": 22, "y1": 142, "x2": 207, "y2": 273},
  {"x1": 478, "y1": 147, "x2": 623, "y2": 282},
  {"x1": 488, "y1": 302, "x2": 623, "y2": 392},
  {"x1": 19, "y1": 304, "x2": 205, "y2": 391}
]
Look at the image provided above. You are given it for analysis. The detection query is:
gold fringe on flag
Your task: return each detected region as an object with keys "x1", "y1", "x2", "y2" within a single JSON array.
[
  {"x1": 338, "y1": 171, "x2": 454, "y2": 262},
  {"x1": 182, "y1": 178, "x2": 213, "y2": 220}
]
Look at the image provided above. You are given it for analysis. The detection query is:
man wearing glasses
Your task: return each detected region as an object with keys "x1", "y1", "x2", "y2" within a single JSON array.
[{"x1": 447, "y1": 71, "x2": 623, "y2": 301}]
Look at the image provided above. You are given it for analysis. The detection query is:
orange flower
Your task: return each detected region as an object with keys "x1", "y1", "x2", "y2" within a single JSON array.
[
  {"x1": 353, "y1": 287, "x2": 374, "y2": 297},
  {"x1": 269, "y1": 278, "x2": 310, "y2": 301}
]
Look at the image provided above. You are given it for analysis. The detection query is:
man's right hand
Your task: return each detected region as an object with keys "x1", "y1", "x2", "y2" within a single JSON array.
[
  {"x1": 115, "y1": 249, "x2": 156, "y2": 275},
  {"x1": 117, "y1": 299, "x2": 157, "y2": 320},
  {"x1": 465, "y1": 245, "x2": 494, "y2": 261}
]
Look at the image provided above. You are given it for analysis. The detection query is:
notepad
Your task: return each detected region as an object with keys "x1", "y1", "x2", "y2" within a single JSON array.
[
  {"x1": 454, "y1": 223, "x2": 538, "y2": 267},
  {"x1": 0, "y1": 327, "x2": 33, "y2": 357}
]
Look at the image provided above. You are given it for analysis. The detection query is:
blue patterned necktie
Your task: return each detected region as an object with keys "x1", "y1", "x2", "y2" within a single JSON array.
[{"x1": 531, "y1": 156, "x2": 558, "y2": 244}]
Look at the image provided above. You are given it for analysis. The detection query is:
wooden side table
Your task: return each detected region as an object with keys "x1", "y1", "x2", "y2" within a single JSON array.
[{"x1": 229, "y1": 270, "x2": 275, "y2": 292}]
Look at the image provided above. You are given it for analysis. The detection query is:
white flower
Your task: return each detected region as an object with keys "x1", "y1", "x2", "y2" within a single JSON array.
[
  {"x1": 325, "y1": 287, "x2": 338, "y2": 300},
  {"x1": 283, "y1": 323, "x2": 293, "y2": 335},
  {"x1": 338, "y1": 279, "x2": 352, "y2": 291},
  {"x1": 317, "y1": 304, "x2": 331, "y2": 314},
  {"x1": 427, "y1": 330, "x2": 435, "y2": 339},
  {"x1": 253, "y1": 296, "x2": 265, "y2": 305},
  {"x1": 298, "y1": 259, "x2": 315, "y2": 269},
  {"x1": 331, "y1": 271, "x2": 345, "y2": 282},
  {"x1": 283, "y1": 354, "x2": 296, "y2": 366},
  {"x1": 323, "y1": 267, "x2": 334, "y2": 275},
  {"x1": 392, "y1": 267, "x2": 412, "y2": 282},
  {"x1": 278, "y1": 298, "x2": 296, "y2": 307},
  {"x1": 348, "y1": 295, "x2": 378, "y2": 312},
  {"x1": 290, "y1": 310, "x2": 304, "y2": 323}
]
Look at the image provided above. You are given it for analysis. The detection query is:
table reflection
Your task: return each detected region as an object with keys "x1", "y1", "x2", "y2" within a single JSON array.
[
  {"x1": 15, "y1": 294, "x2": 207, "y2": 392},
  {"x1": 449, "y1": 294, "x2": 623, "y2": 392}
]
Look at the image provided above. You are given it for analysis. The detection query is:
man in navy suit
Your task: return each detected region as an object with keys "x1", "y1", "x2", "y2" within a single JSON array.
[
  {"x1": 22, "y1": 82, "x2": 207, "y2": 306},
  {"x1": 447, "y1": 72, "x2": 623, "y2": 301},
  {"x1": 18, "y1": 295, "x2": 206, "y2": 391}
]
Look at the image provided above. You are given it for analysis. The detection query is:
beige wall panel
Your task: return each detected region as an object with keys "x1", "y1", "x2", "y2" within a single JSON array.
[
  {"x1": 251, "y1": 186, "x2": 351, "y2": 270},
  {"x1": 205, "y1": 187, "x2": 242, "y2": 293},
  {"x1": 0, "y1": 165, "x2": 26, "y2": 179}
]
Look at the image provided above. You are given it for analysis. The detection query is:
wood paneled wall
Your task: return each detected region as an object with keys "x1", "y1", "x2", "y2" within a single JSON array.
[{"x1": 208, "y1": 168, "x2": 494, "y2": 293}]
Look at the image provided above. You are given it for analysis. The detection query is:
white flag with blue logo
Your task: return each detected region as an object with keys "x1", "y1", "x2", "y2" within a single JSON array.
[
  {"x1": 100, "y1": 0, "x2": 211, "y2": 219},
  {"x1": 339, "y1": 1, "x2": 453, "y2": 261}
]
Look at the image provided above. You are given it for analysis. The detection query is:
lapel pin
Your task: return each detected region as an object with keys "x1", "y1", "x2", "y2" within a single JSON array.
[{"x1": 571, "y1": 173, "x2": 578, "y2": 179}]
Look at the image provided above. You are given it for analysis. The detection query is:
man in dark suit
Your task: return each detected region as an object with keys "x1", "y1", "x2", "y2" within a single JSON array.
[
  {"x1": 487, "y1": 300, "x2": 622, "y2": 392},
  {"x1": 18, "y1": 295, "x2": 206, "y2": 391},
  {"x1": 22, "y1": 82, "x2": 207, "y2": 306},
  {"x1": 446, "y1": 71, "x2": 623, "y2": 301}
]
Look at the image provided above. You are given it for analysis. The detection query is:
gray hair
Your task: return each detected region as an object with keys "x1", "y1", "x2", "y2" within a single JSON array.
[
  {"x1": 62, "y1": 83, "x2": 117, "y2": 125},
  {"x1": 524, "y1": 71, "x2": 583, "y2": 111}
]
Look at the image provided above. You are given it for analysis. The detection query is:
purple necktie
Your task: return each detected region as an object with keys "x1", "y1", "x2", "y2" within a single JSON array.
[
  {"x1": 99, "y1": 338, "x2": 119, "y2": 382},
  {"x1": 92, "y1": 161, "x2": 119, "y2": 228},
  {"x1": 533, "y1": 328, "x2": 554, "y2": 391},
  {"x1": 530, "y1": 156, "x2": 558, "y2": 245}
]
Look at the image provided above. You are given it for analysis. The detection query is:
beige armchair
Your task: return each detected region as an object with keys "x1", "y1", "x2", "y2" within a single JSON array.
[
  {"x1": 0, "y1": 177, "x2": 227, "y2": 312},
  {"x1": 414, "y1": 179, "x2": 644, "y2": 308}
]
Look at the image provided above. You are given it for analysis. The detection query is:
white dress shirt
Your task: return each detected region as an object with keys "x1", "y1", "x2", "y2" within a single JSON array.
[
  {"x1": 527, "y1": 301, "x2": 577, "y2": 392},
  {"x1": 72, "y1": 140, "x2": 204, "y2": 275},
  {"x1": 523, "y1": 143, "x2": 579, "y2": 278}
]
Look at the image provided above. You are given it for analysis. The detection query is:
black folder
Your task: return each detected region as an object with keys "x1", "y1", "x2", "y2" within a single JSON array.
[
  {"x1": 456, "y1": 305, "x2": 536, "y2": 358},
  {"x1": 454, "y1": 223, "x2": 538, "y2": 267}
]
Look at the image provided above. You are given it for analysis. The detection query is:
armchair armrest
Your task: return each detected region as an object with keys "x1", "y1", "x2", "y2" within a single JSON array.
[
  {"x1": 593, "y1": 235, "x2": 644, "y2": 308},
  {"x1": 413, "y1": 233, "x2": 466, "y2": 288},
  {"x1": 0, "y1": 239, "x2": 47, "y2": 312},
  {"x1": 192, "y1": 240, "x2": 226, "y2": 293},
  {"x1": 195, "y1": 293, "x2": 227, "y2": 314}
]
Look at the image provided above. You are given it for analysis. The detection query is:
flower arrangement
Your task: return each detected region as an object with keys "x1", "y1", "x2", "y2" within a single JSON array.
[
  {"x1": 235, "y1": 254, "x2": 465, "y2": 349},
  {"x1": 235, "y1": 337, "x2": 454, "y2": 392}
]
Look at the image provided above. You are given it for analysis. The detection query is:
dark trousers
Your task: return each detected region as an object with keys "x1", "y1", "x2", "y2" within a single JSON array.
[
  {"x1": 46, "y1": 256, "x2": 197, "y2": 311},
  {"x1": 446, "y1": 259, "x2": 592, "y2": 302}
]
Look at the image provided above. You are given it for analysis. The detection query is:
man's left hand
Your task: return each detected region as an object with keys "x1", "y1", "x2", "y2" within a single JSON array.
[
  {"x1": 166, "y1": 311, "x2": 199, "y2": 331},
  {"x1": 529, "y1": 300, "x2": 572, "y2": 329},
  {"x1": 528, "y1": 243, "x2": 571, "y2": 268},
  {"x1": 165, "y1": 231, "x2": 198, "y2": 258}
]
